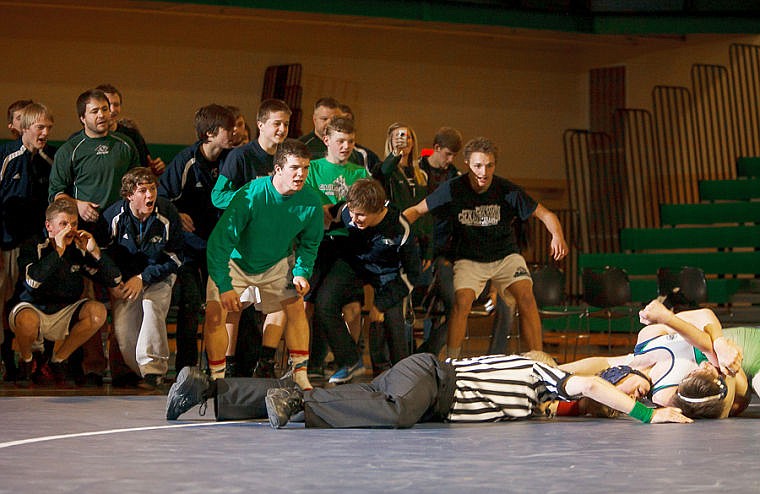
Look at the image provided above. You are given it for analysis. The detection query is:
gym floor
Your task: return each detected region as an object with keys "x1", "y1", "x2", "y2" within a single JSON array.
[{"x1": 1, "y1": 382, "x2": 759, "y2": 493}]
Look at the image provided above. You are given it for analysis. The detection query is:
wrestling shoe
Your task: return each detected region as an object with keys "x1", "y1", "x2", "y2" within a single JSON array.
[
  {"x1": 16, "y1": 358, "x2": 33, "y2": 387},
  {"x1": 166, "y1": 367, "x2": 211, "y2": 420},
  {"x1": 328, "y1": 359, "x2": 365, "y2": 384},
  {"x1": 265, "y1": 387, "x2": 304, "y2": 429},
  {"x1": 49, "y1": 361, "x2": 73, "y2": 387}
]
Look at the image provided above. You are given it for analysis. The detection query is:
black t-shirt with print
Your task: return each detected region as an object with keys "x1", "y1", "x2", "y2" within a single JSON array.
[{"x1": 426, "y1": 174, "x2": 537, "y2": 262}]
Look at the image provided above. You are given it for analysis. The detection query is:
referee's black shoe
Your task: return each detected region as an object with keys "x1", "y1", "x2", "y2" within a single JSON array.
[
  {"x1": 166, "y1": 367, "x2": 212, "y2": 420},
  {"x1": 265, "y1": 387, "x2": 303, "y2": 429}
]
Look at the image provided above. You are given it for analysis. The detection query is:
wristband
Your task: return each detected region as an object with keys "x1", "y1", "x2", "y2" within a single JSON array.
[{"x1": 629, "y1": 401, "x2": 653, "y2": 423}]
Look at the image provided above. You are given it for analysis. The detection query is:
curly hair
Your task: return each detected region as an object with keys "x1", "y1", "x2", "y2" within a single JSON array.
[{"x1": 120, "y1": 167, "x2": 158, "y2": 198}]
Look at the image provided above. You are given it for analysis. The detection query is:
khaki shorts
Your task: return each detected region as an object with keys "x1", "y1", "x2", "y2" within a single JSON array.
[
  {"x1": 9, "y1": 299, "x2": 89, "y2": 346},
  {"x1": 453, "y1": 253, "x2": 532, "y2": 297},
  {"x1": 206, "y1": 256, "x2": 297, "y2": 314}
]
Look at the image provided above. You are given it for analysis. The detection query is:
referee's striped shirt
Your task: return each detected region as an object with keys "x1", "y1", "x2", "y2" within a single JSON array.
[{"x1": 446, "y1": 354, "x2": 573, "y2": 423}]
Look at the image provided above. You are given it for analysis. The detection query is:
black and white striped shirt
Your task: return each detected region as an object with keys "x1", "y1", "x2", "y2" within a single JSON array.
[{"x1": 446, "y1": 354, "x2": 572, "y2": 422}]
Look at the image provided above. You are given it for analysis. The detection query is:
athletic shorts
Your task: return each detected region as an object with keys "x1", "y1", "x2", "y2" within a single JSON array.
[
  {"x1": 9, "y1": 299, "x2": 89, "y2": 346},
  {"x1": 453, "y1": 253, "x2": 532, "y2": 297},
  {"x1": 206, "y1": 256, "x2": 297, "y2": 314},
  {"x1": 722, "y1": 327, "x2": 760, "y2": 378}
]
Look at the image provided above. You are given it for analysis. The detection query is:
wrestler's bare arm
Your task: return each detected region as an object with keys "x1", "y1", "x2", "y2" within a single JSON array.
[{"x1": 559, "y1": 355, "x2": 631, "y2": 374}]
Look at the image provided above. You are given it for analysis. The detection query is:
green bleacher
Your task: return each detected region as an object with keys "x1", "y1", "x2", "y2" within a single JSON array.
[
  {"x1": 699, "y1": 177, "x2": 760, "y2": 201},
  {"x1": 737, "y1": 156, "x2": 760, "y2": 177},
  {"x1": 621, "y1": 225, "x2": 760, "y2": 250},
  {"x1": 579, "y1": 156, "x2": 760, "y2": 308},
  {"x1": 579, "y1": 252, "x2": 760, "y2": 277},
  {"x1": 660, "y1": 201, "x2": 760, "y2": 225}
]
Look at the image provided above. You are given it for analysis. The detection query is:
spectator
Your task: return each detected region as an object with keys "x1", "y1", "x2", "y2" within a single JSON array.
[
  {"x1": 305, "y1": 116, "x2": 370, "y2": 380},
  {"x1": 338, "y1": 103, "x2": 381, "y2": 172},
  {"x1": 226, "y1": 105, "x2": 249, "y2": 147},
  {"x1": 102, "y1": 167, "x2": 183, "y2": 389},
  {"x1": 49, "y1": 88, "x2": 139, "y2": 229},
  {"x1": 327, "y1": 179, "x2": 422, "y2": 378},
  {"x1": 404, "y1": 137, "x2": 569, "y2": 355},
  {"x1": 96, "y1": 84, "x2": 166, "y2": 175},
  {"x1": 204, "y1": 139, "x2": 322, "y2": 391},
  {"x1": 299, "y1": 97, "x2": 342, "y2": 159},
  {"x1": 158, "y1": 104, "x2": 235, "y2": 374},
  {"x1": 48, "y1": 88, "x2": 139, "y2": 384},
  {"x1": 0, "y1": 103, "x2": 56, "y2": 381},
  {"x1": 415, "y1": 127, "x2": 468, "y2": 355},
  {"x1": 210, "y1": 98, "x2": 292, "y2": 377},
  {"x1": 6, "y1": 99, "x2": 33, "y2": 139},
  {"x1": 211, "y1": 99, "x2": 291, "y2": 209},
  {"x1": 9, "y1": 198, "x2": 121, "y2": 386}
]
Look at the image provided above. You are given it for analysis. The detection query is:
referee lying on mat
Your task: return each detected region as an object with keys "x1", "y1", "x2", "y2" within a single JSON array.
[{"x1": 166, "y1": 352, "x2": 691, "y2": 427}]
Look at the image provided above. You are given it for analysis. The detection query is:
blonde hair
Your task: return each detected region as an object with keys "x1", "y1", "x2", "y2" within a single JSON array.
[
  {"x1": 20, "y1": 103, "x2": 53, "y2": 130},
  {"x1": 384, "y1": 122, "x2": 426, "y2": 186}
]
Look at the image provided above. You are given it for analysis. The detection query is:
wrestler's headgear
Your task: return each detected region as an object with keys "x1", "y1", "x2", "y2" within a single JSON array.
[
  {"x1": 598, "y1": 365, "x2": 652, "y2": 387},
  {"x1": 676, "y1": 375, "x2": 728, "y2": 403}
]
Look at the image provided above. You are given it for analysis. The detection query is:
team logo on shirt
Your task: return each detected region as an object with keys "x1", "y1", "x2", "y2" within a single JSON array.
[
  {"x1": 95, "y1": 145, "x2": 110, "y2": 155},
  {"x1": 458, "y1": 205, "x2": 500, "y2": 227},
  {"x1": 319, "y1": 175, "x2": 349, "y2": 200}
]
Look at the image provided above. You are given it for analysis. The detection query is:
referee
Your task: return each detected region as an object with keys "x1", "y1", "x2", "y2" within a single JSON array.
[{"x1": 167, "y1": 353, "x2": 692, "y2": 427}]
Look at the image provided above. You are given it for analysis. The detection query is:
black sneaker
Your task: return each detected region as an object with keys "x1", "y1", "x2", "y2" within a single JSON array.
[
  {"x1": 16, "y1": 359, "x2": 33, "y2": 387},
  {"x1": 2, "y1": 359, "x2": 17, "y2": 382},
  {"x1": 254, "y1": 358, "x2": 275, "y2": 378},
  {"x1": 49, "y1": 361, "x2": 73, "y2": 387},
  {"x1": 224, "y1": 356, "x2": 237, "y2": 378},
  {"x1": 166, "y1": 367, "x2": 211, "y2": 420},
  {"x1": 307, "y1": 364, "x2": 324, "y2": 379},
  {"x1": 265, "y1": 387, "x2": 304, "y2": 429}
]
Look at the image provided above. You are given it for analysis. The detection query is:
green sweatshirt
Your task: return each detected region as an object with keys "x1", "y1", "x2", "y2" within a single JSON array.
[{"x1": 207, "y1": 176, "x2": 324, "y2": 293}]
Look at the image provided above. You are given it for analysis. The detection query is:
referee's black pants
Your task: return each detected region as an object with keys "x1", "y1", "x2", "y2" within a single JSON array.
[
  {"x1": 213, "y1": 353, "x2": 447, "y2": 428},
  {"x1": 305, "y1": 352, "x2": 441, "y2": 428}
]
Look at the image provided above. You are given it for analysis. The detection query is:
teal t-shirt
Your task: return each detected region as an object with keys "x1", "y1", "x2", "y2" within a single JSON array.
[
  {"x1": 306, "y1": 157, "x2": 369, "y2": 238},
  {"x1": 305, "y1": 157, "x2": 369, "y2": 206},
  {"x1": 207, "y1": 176, "x2": 324, "y2": 293}
]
